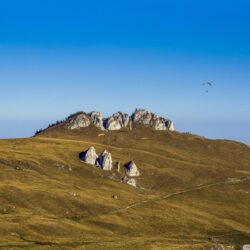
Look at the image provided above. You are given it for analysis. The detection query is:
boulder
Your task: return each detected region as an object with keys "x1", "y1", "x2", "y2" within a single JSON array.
[
  {"x1": 80, "y1": 146, "x2": 98, "y2": 165},
  {"x1": 127, "y1": 178, "x2": 137, "y2": 187},
  {"x1": 112, "y1": 194, "x2": 118, "y2": 199},
  {"x1": 124, "y1": 161, "x2": 140, "y2": 177},
  {"x1": 97, "y1": 150, "x2": 113, "y2": 170},
  {"x1": 90, "y1": 111, "x2": 105, "y2": 130},
  {"x1": 66, "y1": 112, "x2": 91, "y2": 129},
  {"x1": 105, "y1": 112, "x2": 130, "y2": 130},
  {"x1": 121, "y1": 176, "x2": 137, "y2": 187}
]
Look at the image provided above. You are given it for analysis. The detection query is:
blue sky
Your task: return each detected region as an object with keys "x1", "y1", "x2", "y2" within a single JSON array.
[{"x1": 0, "y1": 0, "x2": 249, "y2": 143}]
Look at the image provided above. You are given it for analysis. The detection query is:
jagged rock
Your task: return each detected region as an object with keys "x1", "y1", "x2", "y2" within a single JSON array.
[
  {"x1": 132, "y1": 109, "x2": 154, "y2": 125},
  {"x1": 37, "y1": 108, "x2": 175, "y2": 135},
  {"x1": 97, "y1": 150, "x2": 112, "y2": 170},
  {"x1": 66, "y1": 112, "x2": 91, "y2": 129},
  {"x1": 131, "y1": 109, "x2": 174, "y2": 131},
  {"x1": 105, "y1": 112, "x2": 129, "y2": 130},
  {"x1": 90, "y1": 111, "x2": 105, "y2": 130},
  {"x1": 80, "y1": 146, "x2": 98, "y2": 165},
  {"x1": 121, "y1": 176, "x2": 137, "y2": 187},
  {"x1": 63, "y1": 111, "x2": 106, "y2": 130},
  {"x1": 124, "y1": 161, "x2": 140, "y2": 177},
  {"x1": 166, "y1": 120, "x2": 175, "y2": 131}
]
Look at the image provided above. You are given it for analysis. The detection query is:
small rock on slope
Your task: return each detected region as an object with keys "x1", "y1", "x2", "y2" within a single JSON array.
[
  {"x1": 124, "y1": 161, "x2": 140, "y2": 177},
  {"x1": 121, "y1": 176, "x2": 137, "y2": 187}
]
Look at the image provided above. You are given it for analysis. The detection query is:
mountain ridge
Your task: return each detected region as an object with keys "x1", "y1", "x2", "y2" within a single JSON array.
[{"x1": 35, "y1": 108, "x2": 174, "y2": 135}]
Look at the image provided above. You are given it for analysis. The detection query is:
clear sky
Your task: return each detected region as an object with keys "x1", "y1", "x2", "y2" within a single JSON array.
[{"x1": 0, "y1": 0, "x2": 249, "y2": 144}]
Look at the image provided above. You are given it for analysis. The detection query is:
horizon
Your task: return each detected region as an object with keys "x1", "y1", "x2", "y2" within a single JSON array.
[{"x1": 0, "y1": 0, "x2": 250, "y2": 144}]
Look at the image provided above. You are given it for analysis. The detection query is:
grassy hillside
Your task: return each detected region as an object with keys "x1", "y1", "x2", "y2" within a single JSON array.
[{"x1": 0, "y1": 126, "x2": 249, "y2": 249}]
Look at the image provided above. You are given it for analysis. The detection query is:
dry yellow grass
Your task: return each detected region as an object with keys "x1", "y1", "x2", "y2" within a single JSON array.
[{"x1": 0, "y1": 125, "x2": 249, "y2": 249}]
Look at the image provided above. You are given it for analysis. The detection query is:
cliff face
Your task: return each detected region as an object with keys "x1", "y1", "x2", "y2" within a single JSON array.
[{"x1": 43, "y1": 109, "x2": 174, "y2": 133}]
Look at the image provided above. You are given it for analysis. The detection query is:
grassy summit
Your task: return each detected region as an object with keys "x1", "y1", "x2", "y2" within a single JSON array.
[{"x1": 0, "y1": 125, "x2": 249, "y2": 249}]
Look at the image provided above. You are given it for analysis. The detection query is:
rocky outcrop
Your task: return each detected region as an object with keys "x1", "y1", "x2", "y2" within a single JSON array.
[
  {"x1": 40, "y1": 108, "x2": 174, "y2": 133},
  {"x1": 66, "y1": 109, "x2": 174, "y2": 132},
  {"x1": 97, "y1": 150, "x2": 113, "y2": 170},
  {"x1": 66, "y1": 112, "x2": 91, "y2": 129},
  {"x1": 124, "y1": 161, "x2": 140, "y2": 177},
  {"x1": 132, "y1": 109, "x2": 153, "y2": 126},
  {"x1": 90, "y1": 112, "x2": 105, "y2": 130},
  {"x1": 65, "y1": 111, "x2": 105, "y2": 130},
  {"x1": 80, "y1": 146, "x2": 98, "y2": 165},
  {"x1": 131, "y1": 109, "x2": 174, "y2": 131},
  {"x1": 105, "y1": 112, "x2": 130, "y2": 130},
  {"x1": 79, "y1": 147, "x2": 141, "y2": 186},
  {"x1": 168, "y1": 121, "x2": 175, "y2": 131}
]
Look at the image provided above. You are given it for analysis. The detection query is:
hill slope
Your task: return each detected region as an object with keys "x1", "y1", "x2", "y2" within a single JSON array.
[{"x1": 0, "y1": 126, "x2": 249, "y2": 249}]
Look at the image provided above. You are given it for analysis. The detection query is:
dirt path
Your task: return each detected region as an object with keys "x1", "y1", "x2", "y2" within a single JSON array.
[{"x1": 107, "y1": 176, "x2": 249, "y2": 215}]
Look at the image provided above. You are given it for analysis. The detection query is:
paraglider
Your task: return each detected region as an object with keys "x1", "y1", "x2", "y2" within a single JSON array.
[{"x1": 202, "y1": 81, "x2": 213, "y2": 93}]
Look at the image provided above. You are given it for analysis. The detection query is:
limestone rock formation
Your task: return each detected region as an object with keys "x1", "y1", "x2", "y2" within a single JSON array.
[
  {"x1": 97, "y1": 150, "x2": 113, "y2": 170},
  {"x1": 80, "y1": 146, "x2": 98, "y2": 165},
  {"x1": 105, "y1": 112, "x2": 129, "y2": 130},
  {"x1": 124, "y1": 161, "x2": 140, "y2": 177},
  {"x1": 132, "y1": 109, "x2": 153, "y2": 126},
  {"x1": 37, "y1": 108, "x2": 175, "y2": 134},
  {"x1": 168, "y1": 121, "x2": 175, "y2": 131},
  {"x1": 66, "y1": 112, "x2": 91, "y2": 129},
  {"x1": 90, "y1": 111, "x2": 105, "y2": 130},
  {"x1": 131, "y1": 109, "x2": 174, "y2": 131}
]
